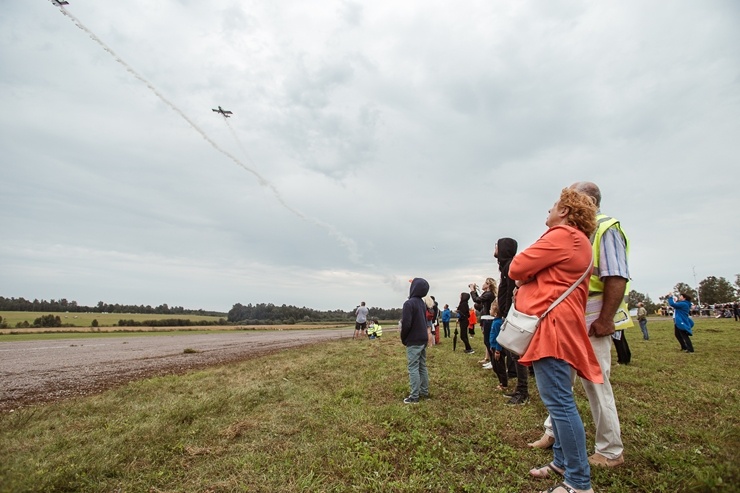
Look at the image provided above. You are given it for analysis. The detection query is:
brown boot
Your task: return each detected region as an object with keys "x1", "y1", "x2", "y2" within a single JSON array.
[
  {"x1": 527, "y1": 433, "x2": 555, "y2": 449},
  {"x1": 588, "y1": 452, "x2": 625, "y2": 468}
]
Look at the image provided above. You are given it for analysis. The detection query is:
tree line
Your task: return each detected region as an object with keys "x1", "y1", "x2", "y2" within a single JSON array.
[
  {"x1": 0, "y1": 297, "x2": 226, "y2": 317},
  {"x1": 628, "y1": 274, "x2": 739, "y2": 314},
  {"x1": 0, "y1": 296, "x2": 403, "y2": 326},
  {"x1": 226, "y1": 303, "x2": 402, "y2": 325}
]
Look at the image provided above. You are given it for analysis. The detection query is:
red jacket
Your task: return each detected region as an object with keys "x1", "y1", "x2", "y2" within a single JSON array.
[{"x1": 509, "y1": 225, "x2": 602, "y2": 383}]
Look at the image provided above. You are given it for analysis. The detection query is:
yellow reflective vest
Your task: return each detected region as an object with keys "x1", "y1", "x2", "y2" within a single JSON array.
[{"x1": 589, "y1": 214, "x2": 633, "y2": 329}]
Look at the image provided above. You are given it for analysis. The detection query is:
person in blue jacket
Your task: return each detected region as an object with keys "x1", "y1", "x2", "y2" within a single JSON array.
[
  {"x1": 667, "y1": 293, "x2": 695, "y2": 353},
  {"x1": 401, "y1": 278, "x2": 431, "y2": 403},
  {"x1": 488, "y1": 303, "x2": 508, "y2": 391},
  {"x1": 441, "y1": 304, "x2": 452, "y2": 338}
]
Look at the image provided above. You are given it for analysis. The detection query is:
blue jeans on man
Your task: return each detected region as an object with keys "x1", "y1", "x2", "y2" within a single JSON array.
[
  {"x1": 532, "y1": 357, "x2": 592, "y2": 491},
  {"x1": 406, "y1": 344, "x2": 429, "y2": 399},
  {"x1": 639, "y1": 318, "x2": 649, "y2": 340}
]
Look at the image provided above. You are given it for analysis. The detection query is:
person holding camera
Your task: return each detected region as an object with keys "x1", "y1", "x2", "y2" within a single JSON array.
[
  {"x1": 470, "y1": 279, "x2": 497, "y2": 367},
  {"x1": 667, "y1": 293, "x2": 695, "y2": 352}
]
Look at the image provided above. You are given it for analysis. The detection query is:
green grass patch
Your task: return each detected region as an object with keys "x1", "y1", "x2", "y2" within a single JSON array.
[{"x1": 1, "y1": 318, "x2": 738, "y2": 492}]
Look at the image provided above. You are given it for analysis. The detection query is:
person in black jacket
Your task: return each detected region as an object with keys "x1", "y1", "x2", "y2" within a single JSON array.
[
  {"x1": 495, "y1": 237, "x2": 529, "y2": 405},
  {"x1": 401, "y1": 278, "x2": 431, "y2": 403},
  {"x1": 470, "y1": 278, "x2": 497, "y2": 365},
  {"x1": 457, "y1": 292, "x2": 473, "y2": 353}
]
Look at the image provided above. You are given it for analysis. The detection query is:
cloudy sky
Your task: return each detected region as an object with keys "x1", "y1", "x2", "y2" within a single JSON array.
[{"x1": 1, "y1": 0, "x2": 738, "y2": 313}]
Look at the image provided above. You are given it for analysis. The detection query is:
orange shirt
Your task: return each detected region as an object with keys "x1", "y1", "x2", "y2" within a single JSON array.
[
  {"x1": 509, "y1": 225, "x2": 603, "y2": 383},
  {"x1": 469, "y1": 309, "x2": 477, "y2": 325}
]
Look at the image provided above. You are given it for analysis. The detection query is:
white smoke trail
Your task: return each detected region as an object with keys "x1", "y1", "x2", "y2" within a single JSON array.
[{"x1": 59, "y1": 8, "x2": 369, "y2": 268}]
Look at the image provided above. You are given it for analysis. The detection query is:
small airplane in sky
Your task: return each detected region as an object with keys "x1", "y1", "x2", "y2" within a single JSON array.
[
  {"x1": 51, "y1": 0, "x2": 70, "y2": 6},
  {"x1": 212, "y1": 106, "x2": 233, "y2": 118}
]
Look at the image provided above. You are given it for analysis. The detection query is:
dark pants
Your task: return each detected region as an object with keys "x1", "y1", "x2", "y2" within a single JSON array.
[
  {"x1": 481, "y1": 319, "x2": 492, "y2": 350},
  {"x1": 675, "y1": 325, "x2": 694, "y2": 352},
  {"x1": 492, "y1": 352, "x2": 508, "y2": 388},
  {"x1": 459, "y1": 318, "x2": 471, "y2": 351},
  {"x1": 506, "y1": 352, "x2": 517, "y2": 378},
  {"x1": 613, "y1": 330, "x2": 631, "y2": 364},
  {"x1": 506, "y1": 350, "x2": 529, "y2": 397},
  {"x1": 443, "y1": 321, "x2": 450, "y2": 337}
]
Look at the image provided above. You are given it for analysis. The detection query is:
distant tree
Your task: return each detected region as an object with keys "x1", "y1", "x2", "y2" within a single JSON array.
[
  {"x1": 698, "y1": 276, "x2": 736, "y2": 305},
  {"x1": 91, "y1": 319, "x2": 99, "y2": 328},
  {"x1": 669, "y1": 282, "x2": 698, "y2": 302},
  {"x1": 735, "y1": 274, "x2": 740, "y2": 294},
  {"x1": 627, "y1": 290, "x2": 658, "y2": 314},
  {"x1": 33, "y1": 314, "x2": 62, "y2": 327}
]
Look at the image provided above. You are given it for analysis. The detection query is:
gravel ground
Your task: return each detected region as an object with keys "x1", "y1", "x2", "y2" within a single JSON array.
[{"x1": 0, "y1": 328, "x2": 357, "y2": 411}]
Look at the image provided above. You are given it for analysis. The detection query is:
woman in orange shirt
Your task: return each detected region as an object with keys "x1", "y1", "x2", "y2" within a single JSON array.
[{"x1": 509, "y1": 188, "x2": 602, "y2": 493}]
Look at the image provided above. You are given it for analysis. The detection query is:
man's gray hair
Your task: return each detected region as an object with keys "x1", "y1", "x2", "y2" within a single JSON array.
[{"x1": 571, "y1": 181, "x2": 601, "y2": 207}]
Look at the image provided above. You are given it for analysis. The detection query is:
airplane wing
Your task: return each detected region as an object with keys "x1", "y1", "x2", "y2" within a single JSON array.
[{"x1": 224, "y1": 110, "x2": 233, "y2": 114}]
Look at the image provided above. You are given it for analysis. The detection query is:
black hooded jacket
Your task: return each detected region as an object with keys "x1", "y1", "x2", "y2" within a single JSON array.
[
  {"x1": 496, "y1": 237, "x2": 518, "y2": 318},
  {"x1": 401, "y1": 278, "x2": 430, "y2": 346}
]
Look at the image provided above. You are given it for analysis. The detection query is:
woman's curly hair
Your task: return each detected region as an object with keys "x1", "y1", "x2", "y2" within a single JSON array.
[{"x1": 559, "y1": 188, "x2": 597, "y2": 238}]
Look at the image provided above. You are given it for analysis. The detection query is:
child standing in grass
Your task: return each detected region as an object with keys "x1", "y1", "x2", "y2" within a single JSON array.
[{"x1": 488, "y1": 302, "x2": 508, "y2": 391}]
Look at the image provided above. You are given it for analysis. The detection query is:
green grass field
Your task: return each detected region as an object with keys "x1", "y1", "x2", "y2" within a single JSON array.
[
  {"x1": 0, "y1": 310, "x2": 225, "y2": 328},
  {"x1": 1, "y1": 318, "x2": 738, "y2": 492}
]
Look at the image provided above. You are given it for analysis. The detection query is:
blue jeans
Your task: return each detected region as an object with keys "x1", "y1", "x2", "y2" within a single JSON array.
[
  {"x1": 639, "y1": 319, "x2": 649, "y2": 340},
  {"x1": 406, "y1": 344, "x2": 429, "y2": 399},
  {"x1": 533, "y1": 358, "x2": 591, "y2": 490}
]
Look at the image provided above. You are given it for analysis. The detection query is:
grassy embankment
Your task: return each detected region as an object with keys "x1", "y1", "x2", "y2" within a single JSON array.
[{"x1": 1, "y1": 318, "x2": 738, "y2": 492}]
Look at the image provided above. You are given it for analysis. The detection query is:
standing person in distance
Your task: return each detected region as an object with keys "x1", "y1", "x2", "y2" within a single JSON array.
[
  {"x1": 668, "y1": 293, "x2": 695, "y2": 352},
  {"x1": 354, "y1": 302, "x2": 369, "y2": 340},
  {"x1": 637, "y1": 302, "x2": 649, "y2": 340},
  {"x1": 441, "y1": 304, "x2": 452, "y2": 338},
  {"x1": 470, "y1": 278, "x2": 497, "y2": 367},
  {"x1": 401, "y1": 278, "x2": 431, "y2": 403},
  {"x1": 456, "y1": 292, "x2": 474, "y2": 354}
]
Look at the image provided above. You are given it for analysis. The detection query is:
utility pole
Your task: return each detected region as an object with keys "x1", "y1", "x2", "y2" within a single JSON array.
[{"x1": 693, "y1": 266, "x2": 701, "y2": 307}]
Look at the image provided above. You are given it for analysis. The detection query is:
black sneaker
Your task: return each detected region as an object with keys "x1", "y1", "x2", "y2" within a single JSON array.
[
  {"x1": 506, "y1": 394, "x2": 529, "y2": 405},
  {"x1": 403, "y1": 396, "x2": 419, "y2": 404},
  {"x1": 503, "y1": 391, "x2": 518, "y2": 397},
  {"x1": 464, "y1": 349, "x2": 475, "y2": 354}
]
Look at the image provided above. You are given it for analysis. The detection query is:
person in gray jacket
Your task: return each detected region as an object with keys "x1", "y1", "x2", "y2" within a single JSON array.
[{"x1": 401, "y1": 277, "x2": 431, "y2": 404}]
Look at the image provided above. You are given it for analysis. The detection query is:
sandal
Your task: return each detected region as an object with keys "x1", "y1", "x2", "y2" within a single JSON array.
[
  {"x1": 530, "y1": 462, "x2": 564, "y2": 479},
  {"x1": 541, "y1": 483, "x2": 593, "y2": 493}
]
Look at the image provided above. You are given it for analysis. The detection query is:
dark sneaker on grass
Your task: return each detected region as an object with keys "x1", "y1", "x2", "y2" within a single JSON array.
[
  {"x1": 506, "y1": 394, "x2": 529, "y2": 405},
  {"x1": 464, "y1": 349, "x2": 475, "y2": 354},
  {"x1": 403, "y1": 396, "x2": 419, "y2": 404}
]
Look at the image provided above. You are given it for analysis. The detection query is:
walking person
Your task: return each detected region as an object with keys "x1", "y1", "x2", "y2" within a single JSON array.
[
  {"x1": 401, "y1": 278, "x2": 431, "y2": 403},
  {"x1": 637, "y1": 302, "x2": 649, "y2": 340},
  {"x1": 512, "y1": 186, "x2": 601, "y2": 493}
]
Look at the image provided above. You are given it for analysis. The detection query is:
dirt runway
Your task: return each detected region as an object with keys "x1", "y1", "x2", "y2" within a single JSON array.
[{"x1": 0, "y1": 328, "x2": 357, "y2": 411}]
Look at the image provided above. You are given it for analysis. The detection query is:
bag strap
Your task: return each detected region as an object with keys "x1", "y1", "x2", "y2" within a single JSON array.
[{"x1": 539, "y1": 256, "x2": 594, "y2": 321}]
